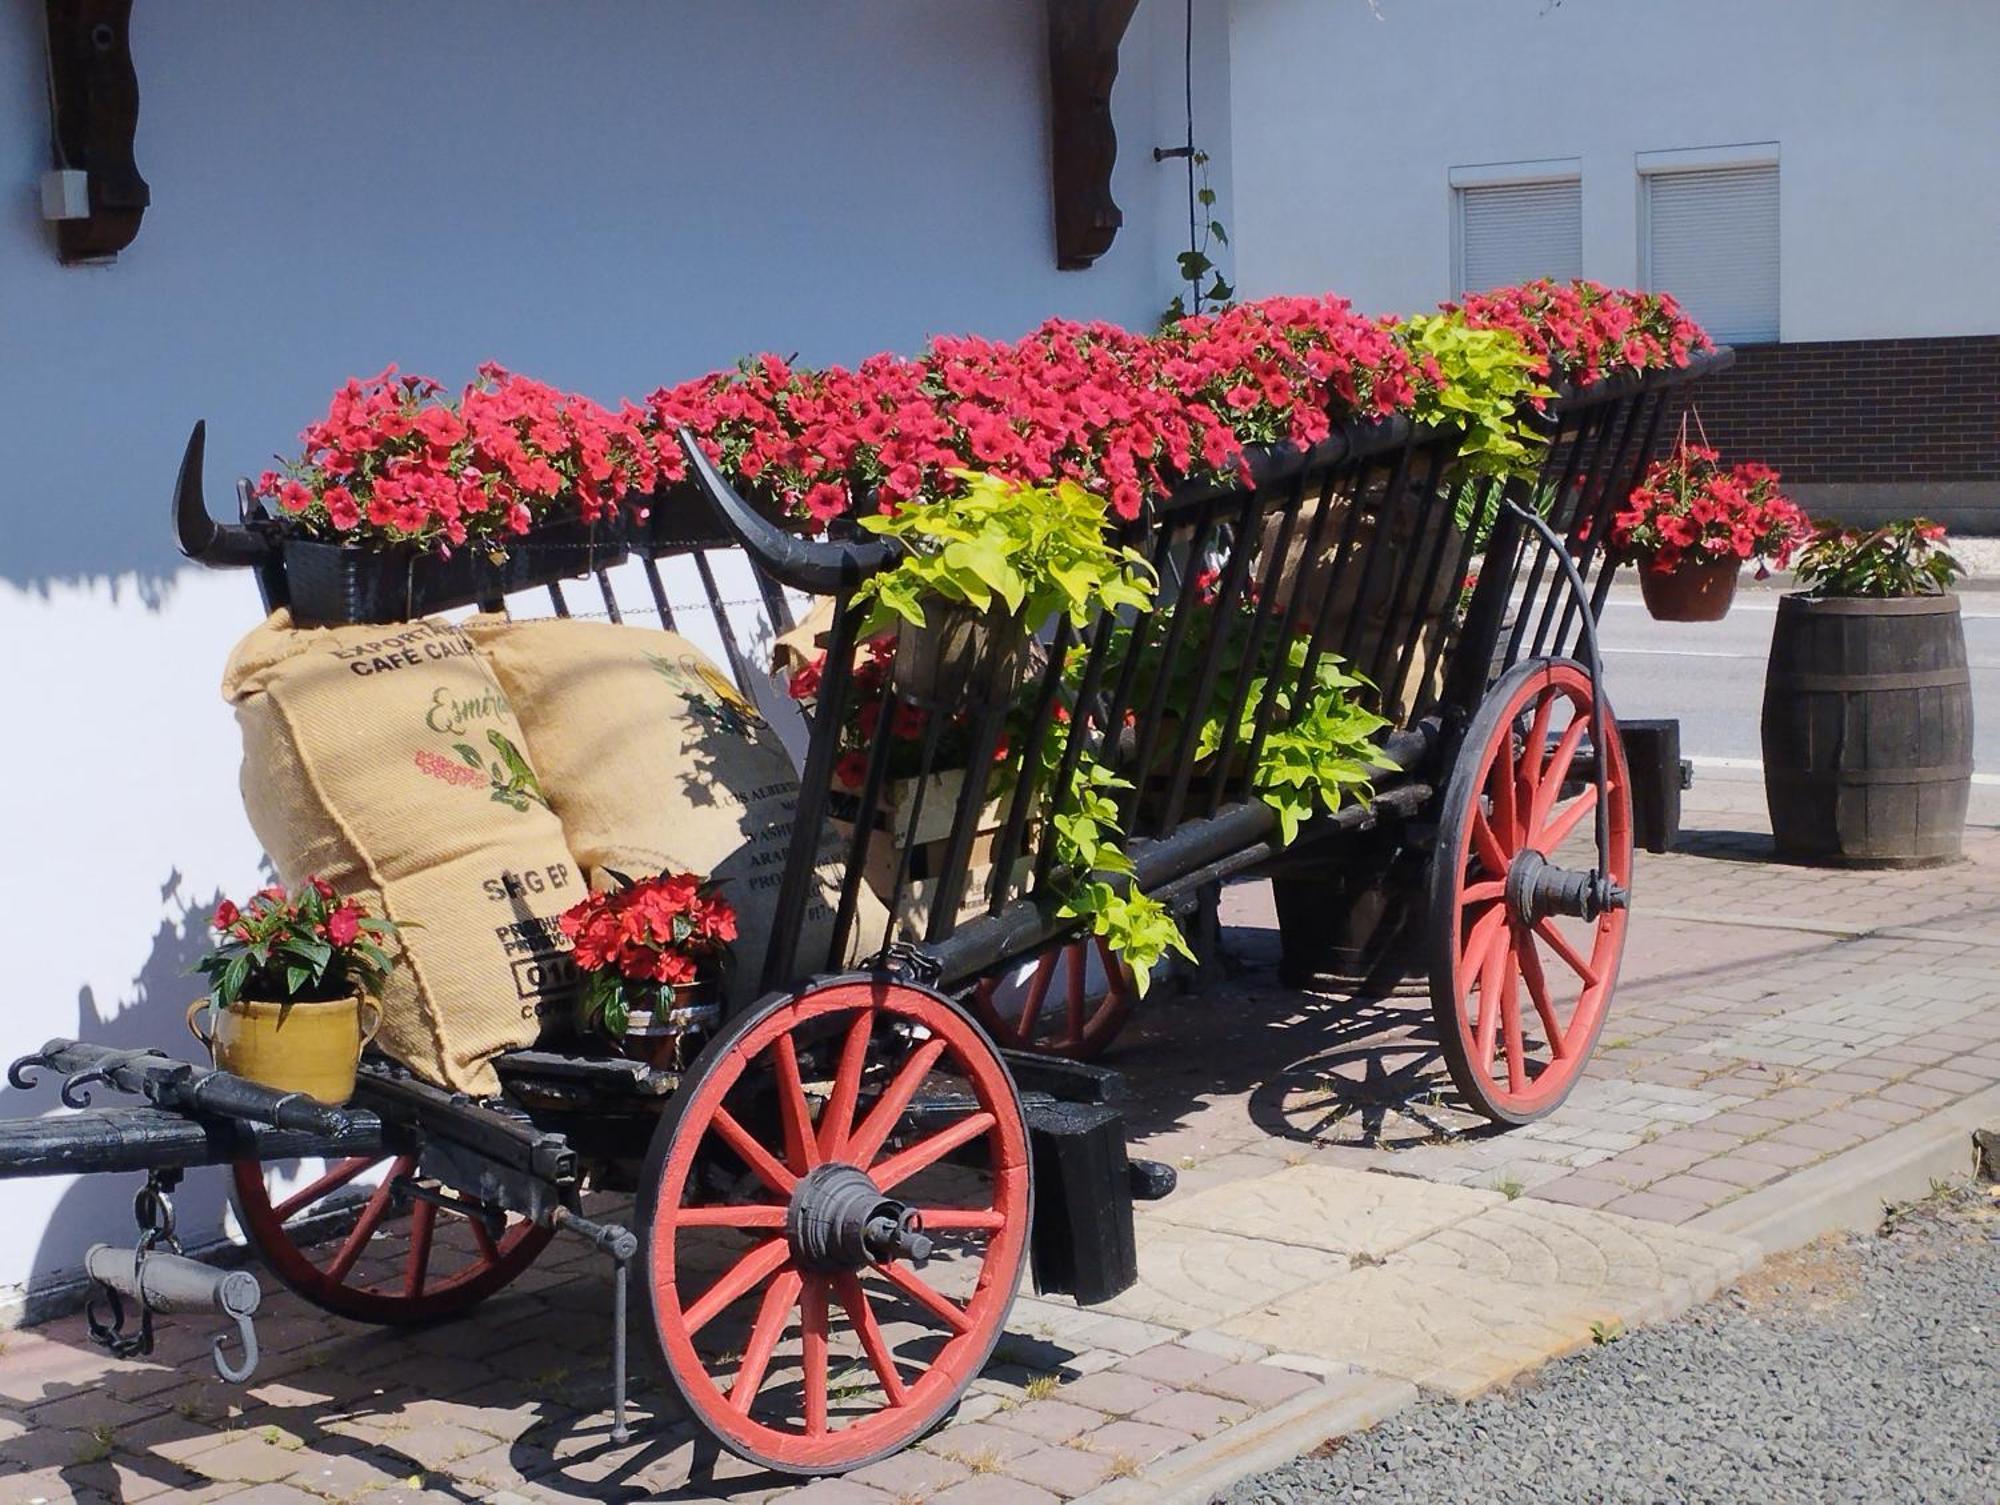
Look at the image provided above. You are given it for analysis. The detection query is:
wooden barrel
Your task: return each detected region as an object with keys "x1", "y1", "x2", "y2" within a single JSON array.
[{"x1": 1760, "y1": 593, "x2": 1973, "y2": 867}]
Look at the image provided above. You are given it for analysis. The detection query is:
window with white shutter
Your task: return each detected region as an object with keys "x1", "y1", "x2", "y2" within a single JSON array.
[
  {"x1": 1642, "y1": 159, "x2": 1780, "y2": 345},
  {"x1": 1451, "y1": 169, "x2": 1582, "y2": 298}
]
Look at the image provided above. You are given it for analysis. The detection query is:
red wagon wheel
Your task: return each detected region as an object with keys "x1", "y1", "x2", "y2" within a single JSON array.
[
  {"x1": 638, "y1": 976, "x2": 1030, "y2": 1476},
  {"x1": 968, "y1": 937, "x2": 1135, "y2": 1060},
  {"x1": 1427, "y1": 658, "x2": 1632, "y2": 1125},
  {"x1": 232, "y1": 1154, "x2": 553, "y2": 1325}
]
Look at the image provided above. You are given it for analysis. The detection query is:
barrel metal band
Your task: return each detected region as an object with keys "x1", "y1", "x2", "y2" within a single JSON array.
[
  {"x1": 1782, "y1": 764, "x2": 1973, "y2": 785},
  {"x1": 1765, "y1": 668, "x2": 1969, "y2": 693}
]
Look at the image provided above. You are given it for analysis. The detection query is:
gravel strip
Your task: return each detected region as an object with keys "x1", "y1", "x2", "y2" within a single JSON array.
[{"x1": 1221, "y1": 1183, "x2": 1999, "y2": 1505}]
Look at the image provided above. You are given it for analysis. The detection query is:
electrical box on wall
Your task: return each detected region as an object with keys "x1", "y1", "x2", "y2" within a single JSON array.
[{"x1": 40, "y1": 168, "x2": 90, "y2": 221}]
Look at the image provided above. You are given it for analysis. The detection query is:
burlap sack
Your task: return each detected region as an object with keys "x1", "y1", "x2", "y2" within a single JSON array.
[
  {"x1": 465, "y1": 617, "x2": 887, "y2": 1002},
  {"x1": 222, "y1": 612, "x2": 580, "y2": 1095},
  {"x1": 1257, "y1": 486, "x2": 1461, "y2": 722}
]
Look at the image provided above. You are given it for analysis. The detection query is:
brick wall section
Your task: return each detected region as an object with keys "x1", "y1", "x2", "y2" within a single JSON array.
[{"x1": 1686, "y1": 335, "x2": 2000, "y2": 483}]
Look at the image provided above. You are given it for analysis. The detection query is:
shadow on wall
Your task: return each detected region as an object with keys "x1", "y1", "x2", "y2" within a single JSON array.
[{"x1": 1, "y1": 871, "x2": 239, "y2": 1315}]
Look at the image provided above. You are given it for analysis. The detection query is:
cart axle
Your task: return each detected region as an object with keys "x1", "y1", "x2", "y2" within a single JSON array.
[
  {"x1": 1504, "y1": 848, "x2": 1628, "y2": 925},
  {"x1": 786, "y1": 1162, "x2": 933, "y2": 1271}
]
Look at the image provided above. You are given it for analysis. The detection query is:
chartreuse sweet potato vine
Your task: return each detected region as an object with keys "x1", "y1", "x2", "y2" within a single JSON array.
[
  {"x1": 1040, "y1": 749, "x2": 1194, "y2": 995},
  {"x1": 852, "y1": 470, "x2": 1156, "y2": 634},
  {"x1": 1399, "y1": 314, "x2": 1551, "y2": 481},
  {"x1": 1194, "y1": 636, "x2": 1390, "y2": 846}
]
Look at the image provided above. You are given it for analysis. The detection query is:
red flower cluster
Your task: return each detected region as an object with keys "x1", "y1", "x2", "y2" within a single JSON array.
[
  {"x1": 198, "y1": 877, "x2": 398, "y2": 1013},
  {"x1": 258, "y1": 365, "x2": 656, "y2": 553},
  {"x1": 559, "y1": 872, "x2": 736, "y2": 989},
  {"x1": 1450, "y1": 280, "x2": 1709, "y2": 388},
  {"x1": 269, "y1": 281, "x2": 1712, "y2": 552},
  {"x1": 1612, "y1": 444, "x2": 1810, "y2": 575},
  {"x1": 649, "y1": 285, "x2": 1698, "y2": 531}
]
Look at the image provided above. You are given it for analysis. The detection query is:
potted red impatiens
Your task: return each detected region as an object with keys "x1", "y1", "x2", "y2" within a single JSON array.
[
  {"x1": 191, "y1": 878, "x2": 401, "y2": 1105},
  {"x1": 1611, "y1": 441, "x2": 1809, "y2": 621},
  {"x1": 560, "y1": 872, "x2": 736, "y2": 1069}
]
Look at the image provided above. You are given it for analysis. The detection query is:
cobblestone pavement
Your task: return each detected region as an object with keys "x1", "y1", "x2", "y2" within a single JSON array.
[{"x1": 1, "y1": 770, "x2": 1994, "y2": 1503}]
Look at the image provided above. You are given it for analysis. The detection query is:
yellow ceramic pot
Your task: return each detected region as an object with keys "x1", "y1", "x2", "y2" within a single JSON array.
[{"x1": 187, "y1": 994, "x2": 381, "y2": 1105}]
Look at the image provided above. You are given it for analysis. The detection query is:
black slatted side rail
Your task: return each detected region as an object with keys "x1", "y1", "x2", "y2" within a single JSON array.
[{"x1": 172, "y1": 352, "x2": 1735, "y2": 1000}]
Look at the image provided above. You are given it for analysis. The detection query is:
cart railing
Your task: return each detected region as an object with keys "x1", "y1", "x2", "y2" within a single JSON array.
[{"x1": 171, "y1": 349, "x2": 1734, "y2": 998}]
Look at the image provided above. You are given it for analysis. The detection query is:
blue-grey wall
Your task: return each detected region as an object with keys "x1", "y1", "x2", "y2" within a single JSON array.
[{"x1": 0, "y1": 0, "x2": 1232, "y2": 1311}]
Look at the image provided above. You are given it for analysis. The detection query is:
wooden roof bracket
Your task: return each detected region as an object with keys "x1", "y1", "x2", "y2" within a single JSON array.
[
  {"x1": 44, "y1": 0, "x2": 149, "y2": 263},
  {"x1": 1048, "y1": 0, "x2": 1141, "y2": 270}
]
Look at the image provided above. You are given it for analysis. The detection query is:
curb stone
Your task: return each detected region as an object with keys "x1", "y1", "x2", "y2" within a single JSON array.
[
  {"x1": 1074, "y1": 1370, "x2": 1417, "y2": 1505},
  {"x1": 1689, "y1": 1080, "x2": 2000, "y2": 1251}
]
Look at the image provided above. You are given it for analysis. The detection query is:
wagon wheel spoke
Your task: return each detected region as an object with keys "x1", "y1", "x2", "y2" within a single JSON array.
[
  {"x1": 1488, "y1": 736, "x2": 1521, "y2": 848},
  {"x1": 917, "y1": 1207, "x2": 1006, "y2": 1232},
  {"x1": 1015, "y1": 954, "x2": 1058, "y2": 1040},
  {"x1": 1514, "y1": 924, "x2": 1569, "y2": 1061},
  {"x1": 869, "y1": 1112, "x2": 997, "y2": 1193},
  {"x1": 674, "y1": 1203, "x2": 789, "y2": 1230},
  {"x1": 1474, "y1": 926, "x2": 1508, "y2": 1071},
  {"x1": 1470, "y1": 808, "x2": 1510, "y2": 877},
  {"x1": 713, "y1": 1106, "x2": 800, "y2": 1197},
  {"x1": 1461, "y1": 878, "x2": 1506, "y2": 906},
  {"x1": 1518, "y1": 692, "x2": 1558, "y2": 816},
  {"x1": 470, "y1": 1219, "x2": 501, "y2": 1263},
  {"x1": 1530, "y1": 717, "x2": 1590, "y2": 836},
  {"x1": 1064, "y1": 944, "x2": 1088, "y2": 1050},
  {"x1": 771, "y1": 1032, "x2": 821, "y2": 1174},
  {"x1": 1535, "y1": 918, "x2": 1599, "y2": 986},
  {"x1": 1460, "y1": 903, "x2": 1508, "y2": 993},
  {"x1": 801, "y1": 1278, "x2": 830, "y2": 1437},
  {"x1": 847, "y1": 1037, "x2": 949, "y2": 1169},
  {"x1": 274, "y1": 1155, "x2": 377, "y2": 1222},
  {"x1": 729, "y1": 1269, "x2": 802, "y2": 1414},
  {"x1": 816, "y1": 1010, "x2": 874, "y2": 1162},
  {"x1": 872, "y1": 1260, "x2": 973, "y2": 1335},
  {"x1": 1539, "y1": 782, "x2": 1598, "y2": 855},
  {"x1": 403, "y1": 1198, "x2": 437, "y2": 1299},
  {"x1": 1499, "y1": 944, "x2": 1527, "y2": 1093},
  {"x1": 685, "y1": 1239, "x2": 792, "y2": 1336},
  {"x1": 836, "y1": 1272, "x2": 910, "y2": 1407},
  {"x1": 326, "y1": 1155, "x2": 413, "y2": 1284}
]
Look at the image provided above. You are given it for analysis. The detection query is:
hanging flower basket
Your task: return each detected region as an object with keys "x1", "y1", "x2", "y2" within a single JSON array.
[
  {"x1": 1638, "y1": 554, "x2": 1740, "y2": 622},
  {"x1": 1610, "y1": 414, "x2": 1809, "y2": 624}
]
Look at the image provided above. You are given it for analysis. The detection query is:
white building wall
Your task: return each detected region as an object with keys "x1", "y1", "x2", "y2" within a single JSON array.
[
  {"x1": 0, "y1": 0, "x2": 1228, "y2": 1311},
  {"x1": 1228, "y1": 0, "x2": 2000, "y2": 340}
]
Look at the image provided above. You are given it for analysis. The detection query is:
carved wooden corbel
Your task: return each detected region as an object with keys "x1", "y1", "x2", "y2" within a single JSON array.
[
  {"x1": 44, "y1": 0, "x2": 149, "y2": 263},
  {"x1": 1048, "y1": 0, "x2": 1141, "y2": 270}
]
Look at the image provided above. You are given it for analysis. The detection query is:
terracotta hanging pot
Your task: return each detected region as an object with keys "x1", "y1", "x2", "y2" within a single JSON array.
[{"x1": 1638, "y1": 555, "x2": 1740, "y2": 622}]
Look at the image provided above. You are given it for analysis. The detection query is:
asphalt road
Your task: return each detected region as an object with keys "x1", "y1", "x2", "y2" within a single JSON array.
[{"x1": 1593, "y1": 584, "x2": 2000, "y2": 775}]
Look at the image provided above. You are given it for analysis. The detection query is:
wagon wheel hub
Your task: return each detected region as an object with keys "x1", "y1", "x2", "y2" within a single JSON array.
[
  {"x1": 1503, "y1": 848, "x2": 1628, "y2": 925},
  {"x1": 784, "y1": 1162, "x2": 933, "y2": 1272}
]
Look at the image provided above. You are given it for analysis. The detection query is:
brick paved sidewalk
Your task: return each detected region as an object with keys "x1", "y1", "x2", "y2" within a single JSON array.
[{"x1": 1, "y1": 769, "x2": 1993, "y2": 1505}]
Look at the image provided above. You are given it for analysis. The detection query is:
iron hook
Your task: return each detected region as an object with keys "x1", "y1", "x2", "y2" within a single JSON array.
[
  {"x1": 6, "y1": 1051, "x2": 51, "y2": 1090},
  {"x1": 212, "y1": 1311, "x2": 259, "y2": 1383}
]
